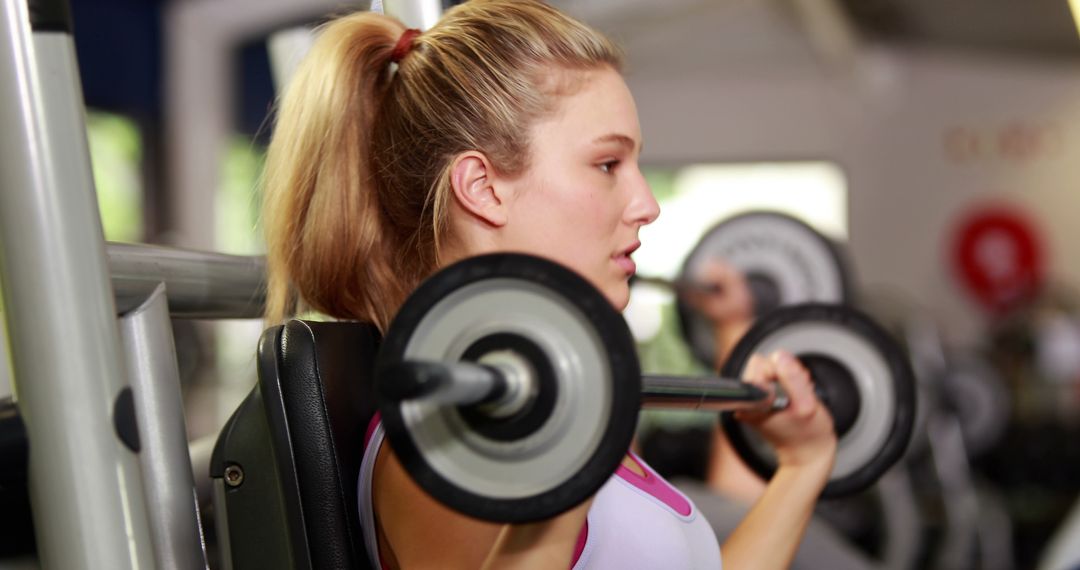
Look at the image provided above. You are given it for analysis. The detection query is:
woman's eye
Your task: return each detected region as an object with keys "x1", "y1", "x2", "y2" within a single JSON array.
[{"x1": 599, "y1": 160, "x2": 619, "y2": 174}]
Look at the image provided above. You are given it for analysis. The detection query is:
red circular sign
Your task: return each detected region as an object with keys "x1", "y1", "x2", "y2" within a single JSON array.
[{"x1": 951, "y1": 205, "x2": 1044, "y2": 315}]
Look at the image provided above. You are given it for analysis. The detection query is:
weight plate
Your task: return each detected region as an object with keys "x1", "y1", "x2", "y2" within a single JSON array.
[
  {"x1": 720, "y1": 303, "x2": 915, "y2": 497},
  {"x1": 939, "y1": 352, "x2": 1010, "y2": 458},
  {"x1": 676, "y1": 211, "x2": 852, "y2": 368},
  {"x1": 377, "y1": 253, "x2": 641, "y2": 523}
]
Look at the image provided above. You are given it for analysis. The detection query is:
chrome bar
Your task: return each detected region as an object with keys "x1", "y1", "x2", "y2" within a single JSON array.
[
  {"x1": 388, "y1": 360, "x2": 789, "y2": 413},
  {"x1": 0, "y1": 1, "x2": 154, "y2": 566},
  {"x1": 384, "y1": 360, "x2": 505, "y2": 406},
  {"x1": 108, "y1": 242, "x2": 265, "y2": 318},
  {"x1": 642, "y1": 374, "x2": 786, "y2": 411},
  {"x1": 119, "y1": 284, "x2": 209, "y2": 569}
]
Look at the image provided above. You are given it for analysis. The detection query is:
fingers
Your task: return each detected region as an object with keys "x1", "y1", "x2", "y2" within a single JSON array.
[
  {"x1": 735, "y1": 354, "x2": 774, "y2": 422},
  {"x1": 741, "y1": 353, "x2": 773, "y2": 388},
  {"x1": 738, "y1": 351, "x2": 819, "y2": 419},
  {"x1": 732, "y1": 351, "x2": 838, "y2": 469},
  {"x1": 769, "y1": 351, "x2": 818, "y2": 418}
]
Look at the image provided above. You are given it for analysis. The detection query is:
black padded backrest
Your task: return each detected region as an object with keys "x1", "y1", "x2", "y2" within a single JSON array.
[
  {"x1": 259, "y1": 319, "x2": 380, "y2": 570},
  {"x1": 0, "y1": 399, "x2": 34, "y2": 557}
]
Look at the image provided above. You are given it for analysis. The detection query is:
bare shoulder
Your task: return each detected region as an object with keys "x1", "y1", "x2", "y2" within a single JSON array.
[{"x1": 372, "y1": 444, "x2": 503, "y2": 569}]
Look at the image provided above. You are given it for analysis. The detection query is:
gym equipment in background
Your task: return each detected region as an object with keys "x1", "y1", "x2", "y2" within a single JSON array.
[{"x1": 636, "y1": 211, "x2": 853, "y2": 368}]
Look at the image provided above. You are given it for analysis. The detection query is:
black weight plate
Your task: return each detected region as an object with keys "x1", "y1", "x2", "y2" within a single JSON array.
[
  {"x1": 720, "y1": 303, "x2": 915, "y2": 498},
  {"x1": 377, "y1": 253, "x2": 641, "y2": 523},
  {"x1": 676, "y1": 211, "x2": 852, "y2": 368}
]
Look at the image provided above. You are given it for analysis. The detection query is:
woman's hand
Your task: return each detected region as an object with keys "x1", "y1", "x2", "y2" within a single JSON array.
[
  {"x1": 735, "y1": 351, "x2": 837, "y2": 475},
  {"x1": 718, "y1": 351, "x2": 840, "y2": 570}
]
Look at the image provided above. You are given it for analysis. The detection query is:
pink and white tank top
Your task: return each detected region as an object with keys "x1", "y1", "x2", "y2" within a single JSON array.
[{"x1": 358, "y1": 419, "x2": 722, "y2": 569}]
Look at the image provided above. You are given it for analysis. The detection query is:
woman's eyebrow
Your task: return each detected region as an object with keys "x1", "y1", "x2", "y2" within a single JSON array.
[{"x1": 592, "y1": 133, "x2": 641, "y2": 153}]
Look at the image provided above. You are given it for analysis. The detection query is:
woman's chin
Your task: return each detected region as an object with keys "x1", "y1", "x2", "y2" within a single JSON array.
[{"x1": 606, "y1": 283, "x2": 631, "y2": 312}]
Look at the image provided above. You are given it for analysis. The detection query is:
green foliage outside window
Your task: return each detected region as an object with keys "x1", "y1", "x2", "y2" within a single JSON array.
[
  {"x1": 217, "y1": 138, "x2": 266, "y2": 255},
  {"x1": 87, "y1": 111, "x2": 143, "y2": 243}
]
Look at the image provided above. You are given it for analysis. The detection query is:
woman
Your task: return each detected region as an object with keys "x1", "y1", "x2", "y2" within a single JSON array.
[{"x1": 262, "y1": 1, "x2": 836, "y2": 568}]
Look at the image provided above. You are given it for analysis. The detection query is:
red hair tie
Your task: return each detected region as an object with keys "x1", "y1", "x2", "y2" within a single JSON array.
[{"x1": 391, "y1": 28, "x2": 421, "y2": 64}]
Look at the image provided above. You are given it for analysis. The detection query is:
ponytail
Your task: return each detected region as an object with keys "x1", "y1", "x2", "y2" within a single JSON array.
[{"x1": 262, "y1": 13, "x2": 406, "y2": 330}]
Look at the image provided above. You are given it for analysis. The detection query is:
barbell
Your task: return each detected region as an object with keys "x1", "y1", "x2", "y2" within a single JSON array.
[{"x1": 376, "y1": 253, "x2": 914, "y2": 523}]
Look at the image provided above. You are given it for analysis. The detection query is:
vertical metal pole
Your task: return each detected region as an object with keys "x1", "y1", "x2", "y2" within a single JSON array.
[
  {"x1": 119, "y1": 284, "x2": 208, "y2": 570},
  {"x1": 0, "y1": 0, "x2": 155, "y2": 567},
  {"x1": 384, "y1": 0, "x2": 443, "y2": 29},
  {"x1": 0, "y1": 299, "x2": 12, "y2": 401}
]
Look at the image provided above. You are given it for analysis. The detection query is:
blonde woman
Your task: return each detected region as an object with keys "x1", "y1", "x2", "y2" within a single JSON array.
[{"x1": 262, "y1": 1, "x2": 837, "y2": 568}]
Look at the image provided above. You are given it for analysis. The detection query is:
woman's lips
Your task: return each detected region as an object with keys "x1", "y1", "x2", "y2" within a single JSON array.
[
  {"x1": 614, "y1": 254, "x2": 637, "y2": 276},
  {"x1": 614, "y1": 241, "x2": 640, "y2": 276}
]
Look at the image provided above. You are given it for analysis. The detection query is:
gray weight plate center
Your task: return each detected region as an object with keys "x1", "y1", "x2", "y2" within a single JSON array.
[
  {"x1": 730, "y1": 322, "x2": 895, "y2": 480},
  {"x1": 398, "y1": 278, "x2": 612, "y2": 499}
]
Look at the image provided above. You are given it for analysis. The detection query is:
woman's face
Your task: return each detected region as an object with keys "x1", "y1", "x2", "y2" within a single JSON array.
[{"x1": 500, "y1": 67, "x2": 660, "y2": 310}]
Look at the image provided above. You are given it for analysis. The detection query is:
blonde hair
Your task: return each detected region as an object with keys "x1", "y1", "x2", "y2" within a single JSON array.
[{"x1": 262, "y1": 0, "x2": 622, "y2": 330}]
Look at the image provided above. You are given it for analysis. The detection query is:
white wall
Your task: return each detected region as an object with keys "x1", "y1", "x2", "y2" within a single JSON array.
[
  {"x1": 843, "y1": 51, "x2": 1080, "y2": 344},
  {"x1": 608, "y1": 1, "x2": 1080, "y2": 345}
]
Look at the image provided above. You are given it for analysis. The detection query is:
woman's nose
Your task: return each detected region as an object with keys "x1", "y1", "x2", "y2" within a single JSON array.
[{"x1": 627, "y1": 172, "x2": 660, "y2": 226}]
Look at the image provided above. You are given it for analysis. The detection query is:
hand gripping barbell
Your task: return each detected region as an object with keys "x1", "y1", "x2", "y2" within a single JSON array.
[{"x1": 376, "y1": 253, "x2": 914, "y2": 523}]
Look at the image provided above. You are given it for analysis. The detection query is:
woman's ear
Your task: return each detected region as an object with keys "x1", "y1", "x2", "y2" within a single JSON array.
[{"x1": 450, "y1": 151, "x2": 508, "y2": 227}]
